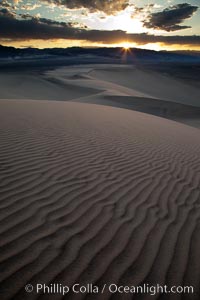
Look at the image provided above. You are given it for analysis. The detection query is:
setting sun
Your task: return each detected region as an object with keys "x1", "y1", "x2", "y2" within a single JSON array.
[
  {"x1": 123, "y1": 45, "x2": 130, "y2": 50},
  {"x1": 121, "y1": 42, "x2": 133, "y2": 50}
]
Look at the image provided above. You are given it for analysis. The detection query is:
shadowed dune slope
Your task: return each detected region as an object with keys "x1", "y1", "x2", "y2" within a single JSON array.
[
  {"x1": 0, "y1": 100, "x2": 200, "y2": 300},
  {"x1": 72, "y1": 94, "x2": 200, "y2": 128}
]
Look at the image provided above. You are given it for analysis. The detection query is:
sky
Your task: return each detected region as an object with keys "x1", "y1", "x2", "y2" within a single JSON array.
[{"x1": 0, "y1": 0, "x2": 199, "y2": 50}]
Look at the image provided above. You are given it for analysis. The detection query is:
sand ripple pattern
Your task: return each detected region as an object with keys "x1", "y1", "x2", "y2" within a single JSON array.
[{"x1": 0, "y1": 100, "x2": 200, "y2": 300}]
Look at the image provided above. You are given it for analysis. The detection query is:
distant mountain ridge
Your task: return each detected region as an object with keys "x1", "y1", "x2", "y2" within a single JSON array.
[{"x1": 0, "y1": 45, "x2": 199, "y2": 63}]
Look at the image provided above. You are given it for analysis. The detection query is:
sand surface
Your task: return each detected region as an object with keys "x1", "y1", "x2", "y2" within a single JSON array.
[
  {"x1": 0, "y1": 63, "x2": 200, "y2": 299},
  {"x1": 1, "y1": 64, "x2": 200, "y2": 128},
  {"x1": 0, "y1": 99, "x2": 200, "y2": 300}
]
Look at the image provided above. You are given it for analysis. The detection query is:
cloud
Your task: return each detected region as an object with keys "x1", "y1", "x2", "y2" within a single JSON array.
[
  {"x1": 0, "y1": 0, "x2": 16, "y2": 10},
  {"x1": 21, "y1": 4, "x2": 42, "y2": 11},
  {"x1": 43, "y1": 0, "x2": 129, "y2": 14},
  {"x1": 13, "y1": 0, "x2": 22, "y2": 4},
  {"x1": 0, "y1": 9, "x2": 78, "y2": 39},
  {"x1": 0, "y1": 10, "x2": 199, "y2": 46},
  {"x1": 0, "y1": 7, "x2": 16, "y2": 18},
  {"x1": 144, "y1": 3, "x2": 198, "y2": 31}
]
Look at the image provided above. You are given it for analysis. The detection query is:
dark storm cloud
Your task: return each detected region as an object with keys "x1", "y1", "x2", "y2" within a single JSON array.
[
  {"x1": 144, "y1": 3, "x2": 198, "y2": 32},
  {"x1": 44, "y1": 0, "x2": 129, "y2": 14},
  {"x1": 0, "y1": 9, "x2": 79, "y2": 39},
  {"x1": 0, "y1": 11, "x2": 199, "y2": 45}
]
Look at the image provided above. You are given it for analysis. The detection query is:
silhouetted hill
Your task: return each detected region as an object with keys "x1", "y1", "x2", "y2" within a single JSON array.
[{"x1": 0, "y1": 45, "x2": 199, "y2": 63}]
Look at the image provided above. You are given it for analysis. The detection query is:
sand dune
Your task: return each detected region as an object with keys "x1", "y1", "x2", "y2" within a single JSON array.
[
  {"x1": 89, "y1": 66, "x2": 200, "y2": 106},
  {"x1": 0, "y1": 99, "x2": 200, "y2": 299},
  {"x1": 0, "y1": 72, "x2": 99, "y2": 101},
  {"x1": 1, "y1": 64, "x2": 200, "y2": 128},
  {"x1": 45, "y1": 65, "x2": 200, "y2": 128},
  {"x1": 46, "y1": 64, "x2": 200, "y2": 107}
]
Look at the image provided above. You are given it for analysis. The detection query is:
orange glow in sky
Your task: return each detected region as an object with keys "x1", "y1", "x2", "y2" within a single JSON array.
[{"x1": 0, "y1": 0, "x2": 199, "y2": 51}]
